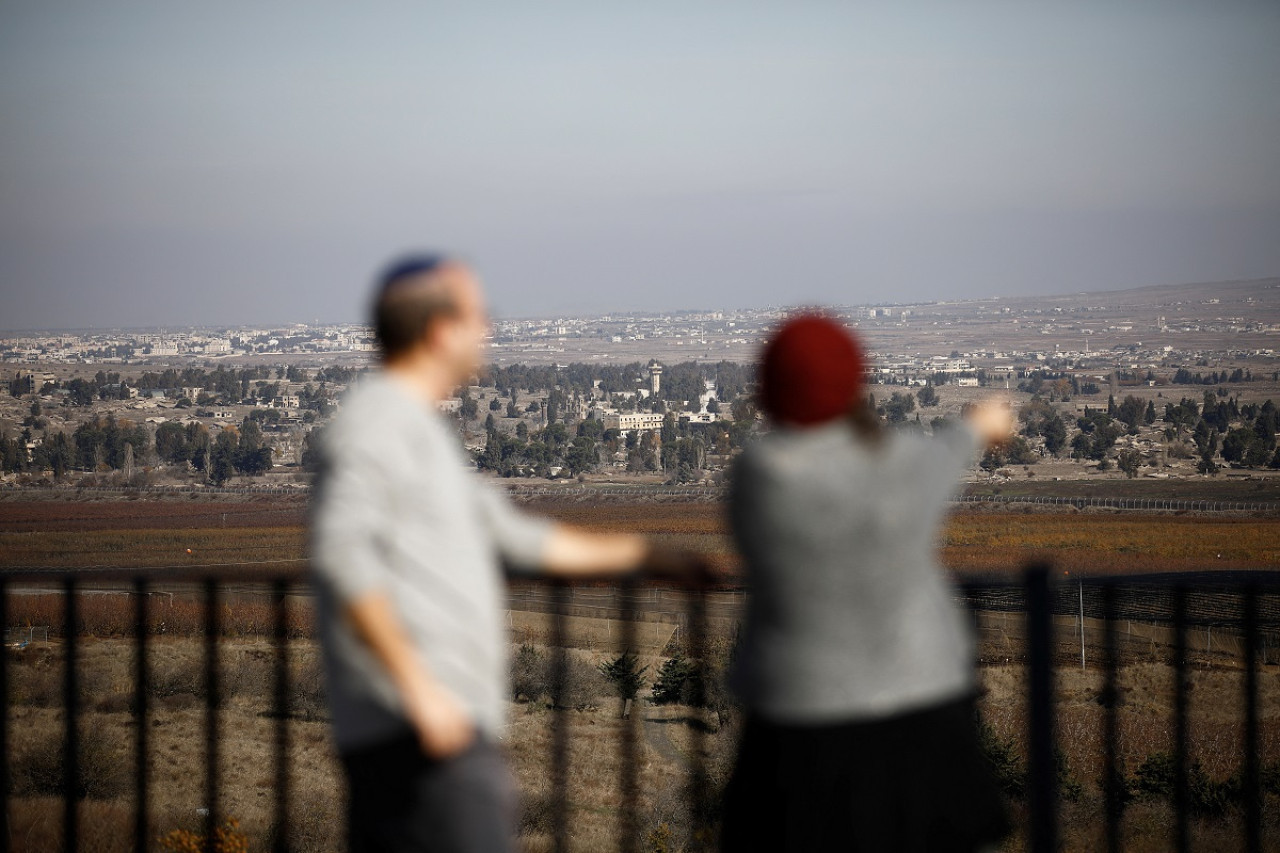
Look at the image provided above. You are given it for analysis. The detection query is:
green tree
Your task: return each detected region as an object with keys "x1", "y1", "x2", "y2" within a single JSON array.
[
  {"x1": 38, "y1": 432, "x2": 74, "y2": 478},
  {"x1": 210, "y1": 428, "x2": 239, "y2": 485},
  {"x1": 598, "y1": 651, "x2": 650, "y2": 714},
  {"x1": 301, "y1": 427, "x2": 325, "y2": 473},
  {"x1": 1117, "y1": 449, "x2": 1143, "y2": 478},
  {"x1": 651, "y1": 653, "x2": 700, "y2": 705},
  {"x1": 564, "y1": 435, "x2": 599, "y2": 476},
  {"x1": 1005, "y1": 435, "x2": 1038, "y2": 465},
  {"x1": 882, "y1": 392, "x2": 916, "y2": 424},
  {"x1": 155, "y1": 422, "x2": 189, "y2": 465},
  {"x1": 460, "y1": 389, "x2": 478, "y2": 420},
  {"x1": 1042, "y1": 415, "x2": 1067, "y2": 456},
  {"x1": 1115, "y1": 395, "x2": 1146, "y2": 432}
]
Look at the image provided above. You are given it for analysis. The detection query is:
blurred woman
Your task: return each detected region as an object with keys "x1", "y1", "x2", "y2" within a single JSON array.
[{"x1": 721, "y1": 314, "x2": 1011, "y2": 853}]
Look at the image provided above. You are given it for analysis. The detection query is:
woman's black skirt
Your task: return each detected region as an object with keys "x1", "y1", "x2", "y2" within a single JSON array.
[{"x1": 720, "y1": 695, "x2": 1009, "y2": 853}]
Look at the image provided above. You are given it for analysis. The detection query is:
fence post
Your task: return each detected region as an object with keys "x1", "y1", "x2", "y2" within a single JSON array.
[
  {"x1": 550, "y1": 581, "x2": 570, "y2": 853},
  {"x1": 1025, "y1": 564, "x2": 1057, "y2": 853},
  {"x1": 1172, "y1": 587, "x2": 1189, "y2": 853},
  {"x1": 134, "y1": 578, "x2": 150, "y2": 853},
  {"x1": 203, "y1": 579, "x2": 220, "y2": 853},
  {"x1": 1101, "y1": 582, "x2": 1121, "y2": 853},
  {"x1": 617, "y1": 577, "x2": 639, "y2": 853},
  {"x1": 64, "y1": 579, "x2": 80, "y2": 853},
  {"x1": 1242, "y1": 584, "x2": 1261, "y2": 853},
  {"x1": 272, "y1": 579, "x2": 291, "y2": 853},
  {"x1": 0, "y1": 581, "x2": 8, "y2": 853}
]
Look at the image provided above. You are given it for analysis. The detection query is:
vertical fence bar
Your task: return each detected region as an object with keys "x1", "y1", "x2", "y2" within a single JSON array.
[
  {"x1": 550, "y1": 581, "x2": 570, "y2": 853},
  {"x1": 0, "y1": 581, "x2": 8, "y2": 853},
  {"x1": 1025, "y1": 564, "x2": 1057, "y2": 853},
  {"x1": 272, "y1": 579, "x2": 291, "y2": 853},
  {"x1": 1241, "y1": 584, "x2": 1260, "y2": 853},
  {"x1": 1101, "y1": 582, "x2": 1121, "y2": 853},
  {"x1": 203, "y1": 579, "x2": 220, "y2": 853},
  {"x1": 1171, "y1": 586, "x2": 1189, "y2": 853},
  {"x1": 134, "y1": 578, "x2": 150, "y2": 853},
  {"x1": 617, "y1": 578, "x2": 639, "y2": 853},
  {"x1": 686, "y1": 588, "x2": 711, "y2": 851},
  {"x1": 63, "y1": 579, "x2": 79, "y2": 853}
]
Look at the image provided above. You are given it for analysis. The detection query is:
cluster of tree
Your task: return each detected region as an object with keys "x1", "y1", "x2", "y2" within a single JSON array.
[
  {"x1": 472, "y1": 409, "x2": 738, "y2": 483},
  {"x1": 2, "y1": 410, "x2": 282, "y2": 483},
  {"x1": 26, "y1": 365, "x2": 346, "y2": 411},
  {"x1": 1219, "y1": 400, "x2": 1278, "y2": 470},
  {"x1": 1001, "y1": 391, "x2": 1280, "y2": 476},
  {"x1": 71, "y1": 414, "x2": 150, "y2": 473},
  {"x1": 480, "y1": 360, "x2": 752, "y2": 415},
  {"x1": 155, "y1": 418, "x2": 273, "y2": 483},
  {"x1": 0, "y1": 431, "x2": 73, "y2": 476},
  {"x1": 1172, "y1": 367, "x2": 1261, "y2": 385}
]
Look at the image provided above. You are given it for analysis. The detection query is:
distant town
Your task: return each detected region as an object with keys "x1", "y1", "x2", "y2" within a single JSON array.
[{"x1": 2, "y1": 277, "x2": 1278, "y2": 490}]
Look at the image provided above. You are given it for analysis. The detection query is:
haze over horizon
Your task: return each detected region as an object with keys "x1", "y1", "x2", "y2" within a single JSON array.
[{"x1": 3, "y1": 3, "x2": 1278, "y2": 330}]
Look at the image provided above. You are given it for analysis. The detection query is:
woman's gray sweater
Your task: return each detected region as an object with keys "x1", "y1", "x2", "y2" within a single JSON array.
[{"x1": 728, "y1": 420, "x2": 981, "y2": 724}]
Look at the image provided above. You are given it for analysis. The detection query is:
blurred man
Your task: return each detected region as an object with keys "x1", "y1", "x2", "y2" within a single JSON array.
[{"x1": 311, "y1": 255, "x2": 704, "y2": 853}]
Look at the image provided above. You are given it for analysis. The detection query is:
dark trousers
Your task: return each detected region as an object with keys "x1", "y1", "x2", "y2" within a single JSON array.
[
  {"x1": 342, "y1": 732, "x2": 518, "y2": 853},
  {"x1": 721, "y1": 696, "x2": 1009, "y2": 853}
]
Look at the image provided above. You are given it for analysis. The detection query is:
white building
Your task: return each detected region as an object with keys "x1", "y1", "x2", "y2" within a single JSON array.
[{"x1": 603, "y1": 412, "x2": 666, "y2": 433}]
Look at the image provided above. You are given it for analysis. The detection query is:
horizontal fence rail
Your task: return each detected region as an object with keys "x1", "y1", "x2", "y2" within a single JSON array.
[{"x1": 2, "y1": 567, "x2": 1277, "y2": 852}]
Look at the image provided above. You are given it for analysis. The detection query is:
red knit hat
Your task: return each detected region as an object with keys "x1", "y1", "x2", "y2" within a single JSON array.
[{"x1": 760, "y1": 313, "x2": 866, "y2": 427}]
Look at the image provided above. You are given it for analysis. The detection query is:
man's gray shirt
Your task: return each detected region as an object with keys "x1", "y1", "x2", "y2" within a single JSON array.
[
  {"x1": 310, "y1": 374, "x2": 551, "y2": 752},
  {"x1": 729, "y1": 421, "x2": 981, "y2": 724}
]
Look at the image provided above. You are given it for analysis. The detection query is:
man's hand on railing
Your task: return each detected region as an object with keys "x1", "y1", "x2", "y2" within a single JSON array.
[
  {"x1": 540, "y1": 525, "x2": 716, "y2": 586},
  {"x1": 641, "y1": 545, "x2": 718, "y2": 588}
]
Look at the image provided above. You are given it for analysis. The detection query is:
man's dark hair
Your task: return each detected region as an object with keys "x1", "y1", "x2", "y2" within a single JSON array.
[{"x1": 372, "y1": 254, "x2": 460, "y2": 359}]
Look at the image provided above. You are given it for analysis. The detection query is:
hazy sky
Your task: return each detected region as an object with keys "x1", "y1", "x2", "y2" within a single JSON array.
[{"x1": 2, "y1": 2, "x2": 1278, "y2": 329}]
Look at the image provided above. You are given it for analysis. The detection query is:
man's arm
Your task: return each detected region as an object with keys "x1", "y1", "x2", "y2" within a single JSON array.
[
  {"x1": 343, "y1": 592, "x2": 475, "y2": 759},
  {"x1": 475, "y1": 483, "x2": 712, "y2": 584},
  {"x1": 539, "y1": 525, "x2": 710, "y2": 584}
]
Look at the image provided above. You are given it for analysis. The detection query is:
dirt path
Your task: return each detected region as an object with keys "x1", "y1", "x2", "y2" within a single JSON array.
[{"x1": 641, "y1": 707, "x2": 686, "y2": 767}]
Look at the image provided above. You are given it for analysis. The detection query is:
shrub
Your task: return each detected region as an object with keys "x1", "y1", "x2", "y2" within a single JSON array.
[
  {"x1": 6, "y1": 648, "x2": 63, "y2": 707},
  {"x1": 511, "y1": 642, "x2": 546, "y2": 702},
  {"x1": 158, "y1": 817, "x2": 249, "y2": 853},
  {"x1": 546, "y1": 652, "x2": 607, "y2": 710},
  {"x1": 1131, "y1": 751, "x2": 1239, "y2": 816},
  {"x1": 289, "y1": 654, "x2": 327, "y2": 720},
  {"x1": 12, "y1": 725, "x2": 129, "y2": 799},
  {"x1": 1054, "y1": 748, "x2": 1083, "y2": 802},
  {"x1": 977, "y1": 720, "x2": 1025, "y2": 799},
  {"x1": 598, "y1": 651, "x2": 649, "y2": 702},
  {"x1": 1263, "y1": 761, "x2": 1280, "y2": 797},
  {"x1": 518, "y1": 793, "x2": 555, "y2": 836},
  {"x1": 150, "y1": 654, "x2": 205, "y2": 701},
  {"x1": 651, "y1": 653, "x2": 699, "y2": 706},
  {"x1": 219, "y1": 648, "x2": 274, "y2": 705}
]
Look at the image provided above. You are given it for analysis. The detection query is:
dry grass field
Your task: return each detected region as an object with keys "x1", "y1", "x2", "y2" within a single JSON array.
[
  {"x1": 3, "y1": 497, "x2": 1280, "y2": 577},
  {"x1": 3, "y1": 632, "x2": 1278, "y2": 852},
  {"x1": 3, "y1": 496, "x2": 1279, "y2": 851}
]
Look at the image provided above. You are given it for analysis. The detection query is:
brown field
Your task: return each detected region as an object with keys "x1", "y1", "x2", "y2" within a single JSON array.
[
  {"x1": 4, "y1": 497, "x2": 1277, "y2": 577},
  {"x1": 3, "y1": 497, "x2": 1279, "y2": 851},
  {"x1": 4, "y1": 631, "x2": 1278, "y2": 853}
]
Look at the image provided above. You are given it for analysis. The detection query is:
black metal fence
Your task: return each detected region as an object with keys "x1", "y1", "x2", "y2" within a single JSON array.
[{"x1": 1, "y1": 566, "x2": 1276, "y2": 852}]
